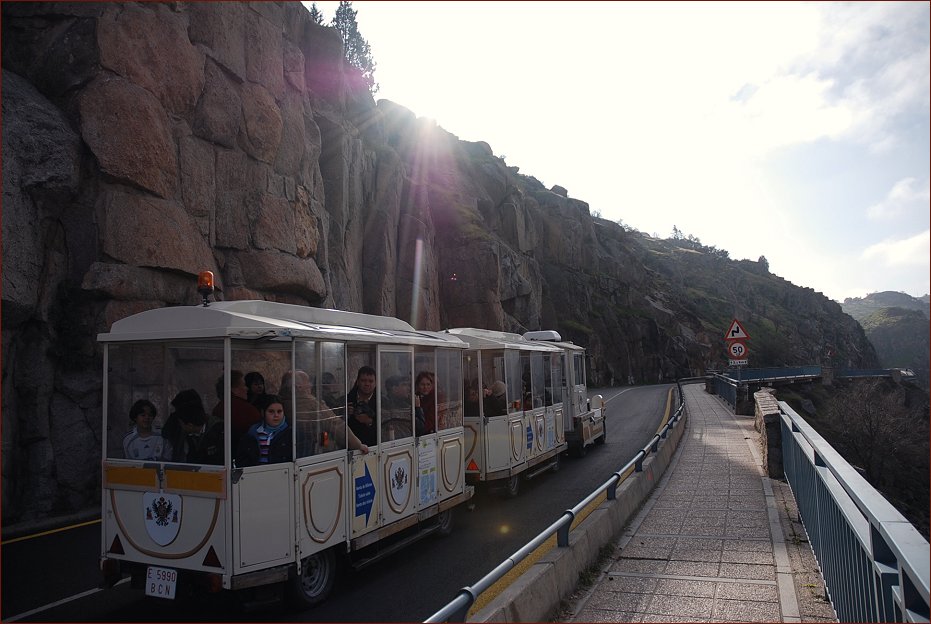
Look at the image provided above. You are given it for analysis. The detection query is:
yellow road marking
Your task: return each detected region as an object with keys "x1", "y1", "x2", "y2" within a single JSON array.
[{"x1": 2, "y1": 518, "x2": 100, "y2": 545}]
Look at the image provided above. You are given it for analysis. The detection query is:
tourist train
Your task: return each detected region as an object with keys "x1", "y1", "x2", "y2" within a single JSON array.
[{"x1": 99, "y1": 272, "x2": 605, "y2": 605}]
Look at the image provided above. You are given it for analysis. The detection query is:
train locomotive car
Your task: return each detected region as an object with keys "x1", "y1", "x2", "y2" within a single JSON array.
[{"x1": 99, "y1": 290, "x2": 472, "y2": 606}]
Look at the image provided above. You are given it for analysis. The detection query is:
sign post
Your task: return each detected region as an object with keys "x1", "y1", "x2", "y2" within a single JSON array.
[{"x1": 724, "y1": 319, "x2": 750, "y2": 373}]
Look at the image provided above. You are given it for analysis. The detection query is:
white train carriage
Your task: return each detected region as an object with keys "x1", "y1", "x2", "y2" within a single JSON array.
[
  {"x1": 99, "y1": 287, "x2": 472, "y2": 606},
  {"x1": 524, "y1": 331, "x2": 606, "y2": 457},
  {"x1": 449, "y1": 328, "x2": 605, "y2": 497}
]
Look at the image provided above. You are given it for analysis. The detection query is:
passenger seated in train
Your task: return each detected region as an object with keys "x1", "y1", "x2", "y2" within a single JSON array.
[
  {"x1": 123, "y1": 399, "x2": 172, "y2": 461},
  {"x1": 290, "y1": 370, "x2": 369, "y2": 456},
  {"x1": 347, "y1": 366, "x2": 378, "y2": 446},
  {"x1": 244, "y1": 371, "x2": 272, "y2": 407},
  {"x1": 381, "y1": 375, "x2": 426, "y2": 440},
  {"x1": 211, "y1": 370, "x2": 260, "y2": 453},
  {"x1": 415, "y1": 371, "x2": 437, "y2": 434},
  {"x1": 235, "y1": 394, "x2": 292, "y2": 466},
  {"x1": 483, "y1": 381, "x2": 508, "y2": 417},
  {"x1": 464, "y1": 381, "x2": 481, "y2": 418},
  {"x1": 162, "y1": 389, "x2": 223, "y2": 464},
  {"x1": 319, "y1": 372, "x2": 343, "y2": 411}
]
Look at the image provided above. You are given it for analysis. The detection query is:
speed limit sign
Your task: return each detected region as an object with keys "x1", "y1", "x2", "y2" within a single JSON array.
[{"x1": 727, "y1": 340, "x2": 748, "y2": 358}]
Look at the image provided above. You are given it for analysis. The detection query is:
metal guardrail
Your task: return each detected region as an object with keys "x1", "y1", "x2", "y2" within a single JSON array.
[
  {"x1": 425, "y1": 380, "x2": 697, "y2": 623},
  {"x1": 836, "y1": 368, "x2": 900, "y2": 379},
  {"x1": 780, "y1": 401, "x2": 930, "y2": 623}
]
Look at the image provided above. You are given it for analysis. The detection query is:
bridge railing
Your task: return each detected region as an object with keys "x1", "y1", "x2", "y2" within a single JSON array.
[
  {"x1": 836, "y1": 368, "x2": 898, "y2": 378},
  {"x1": 780, "y1": 401, "x2": 930, "y2": 622},
  {"x1": 424, "y1": 379, "x2": 699, "y2": 623},
  {"x1": 713, "y1": 373, "x2": 738, "y2": 408}
]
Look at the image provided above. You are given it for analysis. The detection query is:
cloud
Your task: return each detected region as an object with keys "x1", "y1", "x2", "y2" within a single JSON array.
[
  {"x1": 867, "y1": 177, "x2": 931, "y2": 220},
  {"x1": 862, "y1": 230, "x2": 931, "y2": 267},
  {"x1": 715, "y1": 3, "x2": 930, "y2": 158}
]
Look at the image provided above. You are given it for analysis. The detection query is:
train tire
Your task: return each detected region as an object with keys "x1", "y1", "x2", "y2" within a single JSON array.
[
  {"x1": 505, "y1": 474, "x2": 521, "y2": 498},
  {"x1": 288, "y1": 548, "x2": 337, "y2": 608},
  {"x1": 436, "y1": 509, "x2": 454, "y2": 536}
]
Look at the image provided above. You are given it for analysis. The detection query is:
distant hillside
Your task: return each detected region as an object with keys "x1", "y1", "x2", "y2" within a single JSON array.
[
  {"x1": 842, "y1": 293, "x2": 930, "y2": 387},
  {"x1": 843, "y1": 291, "x2": 930, "y2": 320}
]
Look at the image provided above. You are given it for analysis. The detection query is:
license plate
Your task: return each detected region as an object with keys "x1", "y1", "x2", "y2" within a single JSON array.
[{"x1": 145, "y1": 566, "x2": 177, "y2": 600}]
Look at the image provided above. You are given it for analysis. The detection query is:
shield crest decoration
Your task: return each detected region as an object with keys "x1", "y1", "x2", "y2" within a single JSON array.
[
  {"x1": 386, "y1": 456, "x2": 411, "y2": 509},
  {"x1": 143, "y1": 492, "x2": 182, "y2": 546}
]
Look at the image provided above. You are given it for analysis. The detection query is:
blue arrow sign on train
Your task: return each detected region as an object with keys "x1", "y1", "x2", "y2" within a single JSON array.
[
  {"x1": 354, "y1": 463, "x2": 375, "y2": 524},
  {"x1": 724, "y1": 319, "x2": 750, "y2": 341}
]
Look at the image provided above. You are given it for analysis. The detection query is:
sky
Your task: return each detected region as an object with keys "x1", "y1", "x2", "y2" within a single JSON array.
[{"x1": 306, "y1": 1, "x2": 930, "y2": 303}]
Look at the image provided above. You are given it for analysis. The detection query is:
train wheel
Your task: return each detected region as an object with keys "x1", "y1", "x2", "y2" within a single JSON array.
[
  {"x1": 505, "y1": 474, "x2": 521, "y2": 498},
  {"x1": 288, "y1": 548, "x2": 337, "y2": 608},
  {"x1": 436, "y1": 509, "x2": 454, "y2": 536}
]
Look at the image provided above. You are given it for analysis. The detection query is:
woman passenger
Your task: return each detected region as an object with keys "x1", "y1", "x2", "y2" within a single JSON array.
[
  {"x1": 235, "y1": 394, "x2": 292, "y2": 467},
  {"x1": 415, "y1": 371, "x2": 437, "y2": 434}
]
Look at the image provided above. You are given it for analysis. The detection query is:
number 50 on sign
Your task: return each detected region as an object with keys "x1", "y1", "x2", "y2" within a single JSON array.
[{"x1": 727, "y1": 341, "x2": 748, "y2": 358}]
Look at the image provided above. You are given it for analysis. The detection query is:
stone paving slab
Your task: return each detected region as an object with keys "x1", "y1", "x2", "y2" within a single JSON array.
[{"x1": 566, "y1": 384, "x2": 837, "y2": 623}]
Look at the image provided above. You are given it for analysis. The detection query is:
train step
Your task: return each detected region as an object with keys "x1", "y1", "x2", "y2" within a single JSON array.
[{"x1": 351, "y1": 523, "x2": 441, "y2": 571}]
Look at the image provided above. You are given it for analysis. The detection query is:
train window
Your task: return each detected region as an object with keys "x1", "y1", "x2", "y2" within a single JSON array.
[
  {"x1": 463, "y1": 350, "x2": 481, "y2": 418},
  {"x1": 229, "y1": 345, "x2": 290, "y2": 464},
  {"x1": 293, "y1": 341, "x2": 347, "y2": 458},
  {"x1": 505, "y1": 350, "x2": 521, "y2": 414},
  {"x1": 573, "y1": 353, "x2": 585, "y2": 386},
  {"x1": 346, "y1": 347, "x2": 377, "y2": 447},
  {"x1": 550, "y1": 353, "x2": 566, "y2": 406},
  {"x1": 543, "y1": 353, "x2": 555, "y2": 407},
  {"x1": 414, "y1": 349, "x2": 437, "y2": 434},
  {"x1": 107, "y1": 341, "x2": 225, "y2": 464},
  {"x1": 529, "y1": 353, "x2": 545, "y2": 409},
  {"x1": 380, "y1": 350, "x2": 414, "y2": 442},
  {"x1": 435, "y1": 348, "x2": 463, "y2": 430},
  {"x1": 480, "y1": 349, "x2": 509, "y2": 417}
]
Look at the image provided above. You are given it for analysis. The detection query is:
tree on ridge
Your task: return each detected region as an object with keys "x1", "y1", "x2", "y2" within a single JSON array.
[{"x1": 331, "y1": 1, "x2": 378, "y2": 94}]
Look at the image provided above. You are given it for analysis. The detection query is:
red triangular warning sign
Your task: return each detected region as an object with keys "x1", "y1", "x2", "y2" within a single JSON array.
[{"x1": 724, "y1": 319, "x2": 750, "y2": 340}]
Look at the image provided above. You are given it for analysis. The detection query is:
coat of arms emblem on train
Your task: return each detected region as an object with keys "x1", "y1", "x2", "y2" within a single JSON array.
[{"x1": 143, "y1": 492, "x2": 182, "y2": 546}]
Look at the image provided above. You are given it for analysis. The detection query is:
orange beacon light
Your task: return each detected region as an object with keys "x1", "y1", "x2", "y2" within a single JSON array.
[{"x1": 197, "y1": 270, "x2": 214, "y2": 306}]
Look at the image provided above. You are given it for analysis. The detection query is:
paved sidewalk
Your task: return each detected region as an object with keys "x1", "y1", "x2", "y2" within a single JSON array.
[{"x1": 566, "y1": 384, "x2": 836, "y2": 623}]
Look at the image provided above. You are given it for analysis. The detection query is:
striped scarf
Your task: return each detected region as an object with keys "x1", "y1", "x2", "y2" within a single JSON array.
[{"x1": 255, "y1": 420, "x2": 286, "y2": 463}]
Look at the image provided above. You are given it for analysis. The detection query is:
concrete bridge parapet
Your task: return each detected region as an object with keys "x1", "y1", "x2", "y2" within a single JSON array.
[{"x1": 754, "y1": 389, "x2": 783, "y2": 478}]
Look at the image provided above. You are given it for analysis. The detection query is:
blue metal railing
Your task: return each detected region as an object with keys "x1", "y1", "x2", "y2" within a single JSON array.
[
  {"x1": 424, "y1": 380, "x2": 697, "y2": 623},
  {"x1": 836, "y1": 369, "x2": 898, "y2": 379},
  {"x1": 714, "y1": 373, "x2": 738, "y2": 408},
  {"x1": 721, "y1": 366, "x2": 823, "y2": 381},
  {"x1": 780, "y1": 401, "x2": 930, "y2": 622}
]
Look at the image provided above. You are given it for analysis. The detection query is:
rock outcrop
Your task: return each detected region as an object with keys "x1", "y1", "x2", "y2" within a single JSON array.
[{"x1": 0, "y1": 1, "x2": 879, "y2": 525}]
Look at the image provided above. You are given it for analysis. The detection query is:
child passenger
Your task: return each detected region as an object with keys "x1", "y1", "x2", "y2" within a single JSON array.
[
  {"x1": 235, "y1": 394, "x2": 293, "y2": 467},
  {"x1": 123, "y1": 399, "x2": 172, "y2": 461}
]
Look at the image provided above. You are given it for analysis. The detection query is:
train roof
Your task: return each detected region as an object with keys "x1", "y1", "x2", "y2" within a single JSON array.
[
  {"x1": 446, "y1": 327, "x2": 570, "y2": 352},
  {"x1": 98, "y1": 300, "x2": 467, "y2": 348}
]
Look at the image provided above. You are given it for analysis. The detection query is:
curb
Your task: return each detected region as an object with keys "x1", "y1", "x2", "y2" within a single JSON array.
[{"x1": 469, "y1": 406, "x2": 689, "y2": 622}]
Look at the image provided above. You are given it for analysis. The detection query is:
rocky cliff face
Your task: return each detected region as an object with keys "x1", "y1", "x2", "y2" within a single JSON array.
[{"x1": 0, "y1": 1, "x2": 879, "y2": 524}]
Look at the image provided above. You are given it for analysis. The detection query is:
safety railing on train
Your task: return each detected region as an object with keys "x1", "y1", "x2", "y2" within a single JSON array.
[
  {"x1": 780, "y1": 401, "x2": 930, "y2": 623},
  {"x1": 425, "y1": 378, "x2": 701, "y2": 623}
]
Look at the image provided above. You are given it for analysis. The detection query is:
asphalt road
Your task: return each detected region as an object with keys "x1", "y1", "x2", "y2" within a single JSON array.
[{"x1": 2, "y1": 384, "x2": 674, "y2": 622}]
